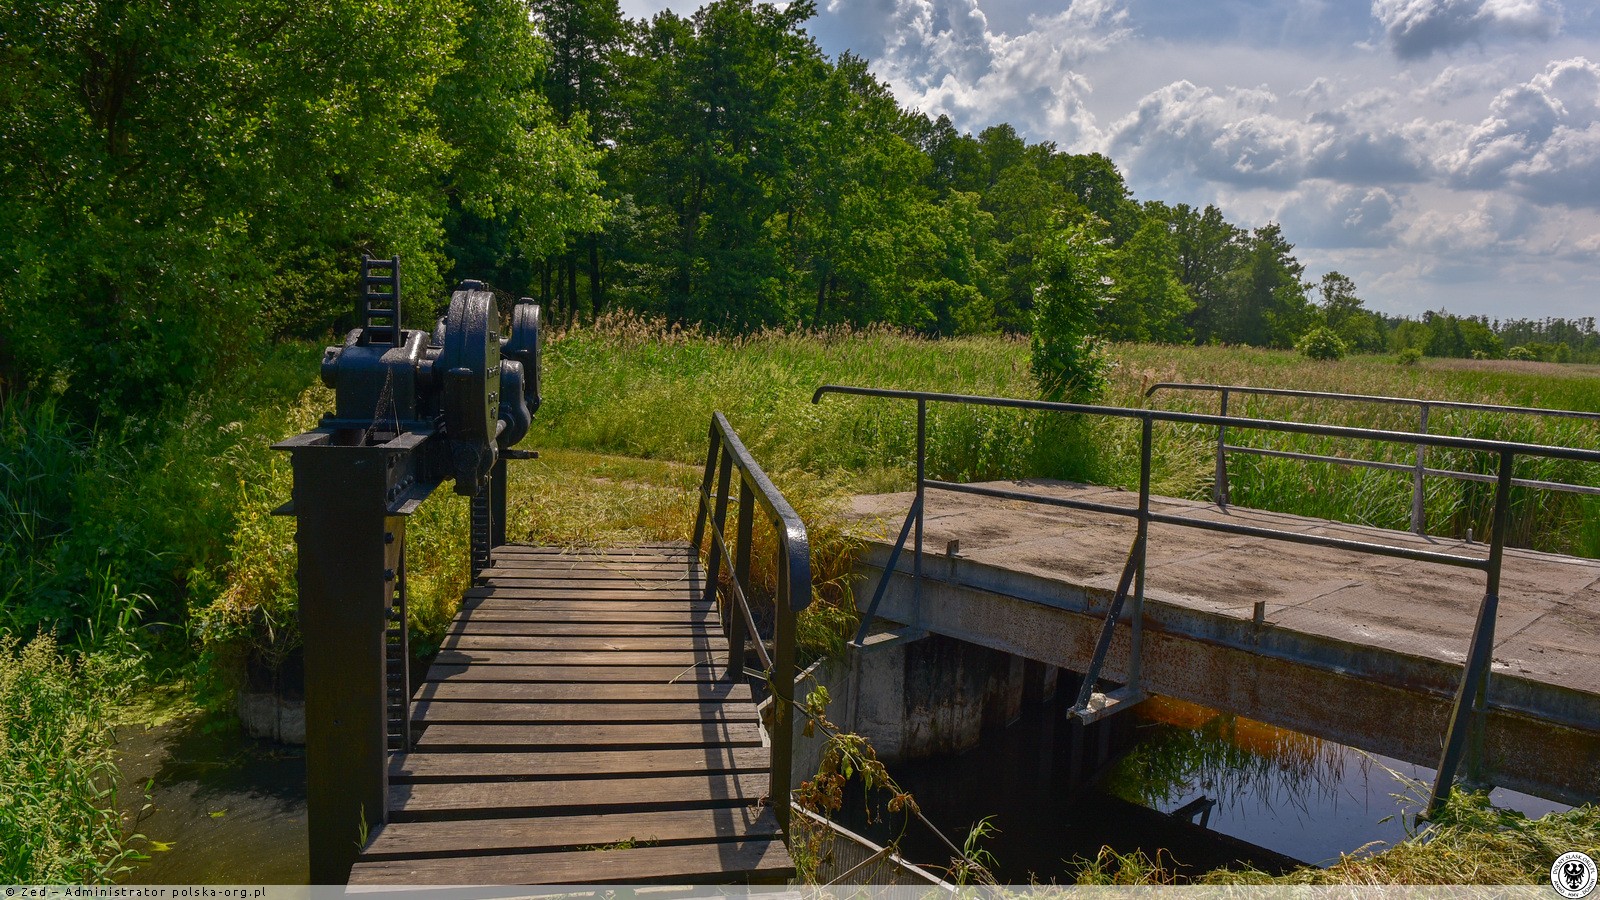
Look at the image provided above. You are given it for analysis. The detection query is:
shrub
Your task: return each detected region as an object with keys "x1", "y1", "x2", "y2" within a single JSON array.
[
  {"x1": 1397, "y1": 347, "x2": 1423, "y2": 366},
  {"x1": 1031, "y1": 224, "x2": 1112, "y2": 401},
  {"x1": 1506, "y1": 346, "x2": 1537, "y2": 362},
  {"x1": 1296, "y1": 326, "x2": 1347, "y2": 361}
]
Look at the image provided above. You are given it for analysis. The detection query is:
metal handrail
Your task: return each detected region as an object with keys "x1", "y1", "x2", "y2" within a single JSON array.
[
  {"x1": 812, "y1": 383, "x2": 1600, "y2": 818},
  {"x1": 1146, "y1": 382, "x2": 1600, "y2": 531},
  {"x1": 690, "y1": 411, "x2": 812, "y2": 832}
]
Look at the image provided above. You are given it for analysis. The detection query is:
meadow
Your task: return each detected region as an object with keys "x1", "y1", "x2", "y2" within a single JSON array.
[{"x1": 5, "y1": 320, "x2": 1600, "y2": 882}]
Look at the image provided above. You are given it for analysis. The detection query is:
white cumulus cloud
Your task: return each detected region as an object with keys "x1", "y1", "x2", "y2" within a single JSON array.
[{"x1": 1372, "y1": 0, "x2": 1564, "y2": 59}]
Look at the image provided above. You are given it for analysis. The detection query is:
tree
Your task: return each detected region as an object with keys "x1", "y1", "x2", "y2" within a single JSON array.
[
  {"x1": 1030, "y1": 222, "x2": 1112, "y2": 402},
  {"x1": 1317, "y1": 271, "x2": 1382, "y2": 353},
  {"x1": 1146, "y1": 202, "x2": 1246, "y2": 344},
  {"x1": 1104, "y1": 218, "x2": 1192, "y2": 343},
  {"x1": 0, "y1": 0, "x2": 460, "y2": 416},
  {"x1": 1228, "y1": 223, "x2": 1310, "y2": 348}
]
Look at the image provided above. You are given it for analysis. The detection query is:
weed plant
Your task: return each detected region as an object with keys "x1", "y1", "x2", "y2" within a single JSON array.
[{"x1": 0, "y1": 634, "x2": 140, "y2": 883}]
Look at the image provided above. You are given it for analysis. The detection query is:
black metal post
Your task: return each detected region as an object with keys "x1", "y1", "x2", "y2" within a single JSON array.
[
  {"x1": 770, "y1": 550, "x2": 796, "y2": 831},
  {"x1": 691, "y1": 422, "x2": 719, "y2": 557},
  {"x1": 385, "y1": 551, "x2": 411, "y2": 752},
  {"x1": 490, "y1": 456, "x2": 508, "y2": 548},
  {"x1": 914, "y1": 398, "x2": 926, "y2": 615},
  {"x1": 1412, "y1": 404, "x2": 1430, "y2": 534},
  {"x1": 706, "y1": 449, "x2": 734, "y2": 610},
  {"x1": 1130, "y1": 416, "x2": 1152, "y2": 690},
  {"x1": 731, "y1": 481, "x2": 754, "y2": 680},
  {"x1": 286, "y1": 441, "x2": 405, "y2": 884},
  {"x1": 1428, "y1": 448, "x2": 1514, "y2": 817},
  {"x1": 1215, "y1": 389, "x2": 1230, "y2": 507}
]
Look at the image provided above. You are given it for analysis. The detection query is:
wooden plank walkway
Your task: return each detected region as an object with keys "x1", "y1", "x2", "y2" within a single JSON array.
[{"x1": 347, "y1": 543, "x2": 796, "y2": 886}]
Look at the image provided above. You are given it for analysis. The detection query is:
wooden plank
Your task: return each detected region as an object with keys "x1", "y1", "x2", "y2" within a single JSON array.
[
  {"x1": 348, "y1": 837, "x2": 794, "y2": 886},
  {"x1": 480, "y1": 576, "x2": 707, "y2": 591},
  {"x1": 411, "y1": 721, "x2": 764, "y2": 751},
  {"x1": 454, "y1": 608, "x2": 718, "y2": 625},
  {"x1": 487, "y1": 557, "x2": 701, "y2": 571},
  {"x1": 492, "y1": 538, "x2": 694, "y2": 547},
  {"x1": 486, "y1": 560, "x2": 701, "y2": 574},
  {"x1": 491, "y1": 549, "x2": 696, "y2": 561},
  {"x1": 362, "y1": 807, "x2": 783, "y2": 860},
  {"x1": 442, "y1": 634, "x2": 726, "y2": 652},
  {"x1": 433, "y1": 648, "x2": 716, "y2": 667},
  {"x1": 446, "y1": 620, "x2": 713, "y2": 637},
  {"x1": 412, "y1": 700, "x2": 758, "y2": 724},
  {"x1": 424, "y1": 663, "x2": 722, "y2": 684},
  {"x1": 389, "y1": 746, "x2": 770, "y2": 782},
  {"x1": 389, "y1": 772, "x2": 769, "y2": 820},
  {"x1": 414, "y1": 681, "x2": 752, "y2": 704},
  {"x1": 466, "y1": 585, "x2": 711, "y2": 600},
  {"x1": 460, "y1": 598, "x2": 712, "y2": 613},
  {"x1": 462, "y1": 593, "x2": 711, "y2": 608},
  {"x1": 482, "y1": 566, "x2": 701, "y2": 580}
]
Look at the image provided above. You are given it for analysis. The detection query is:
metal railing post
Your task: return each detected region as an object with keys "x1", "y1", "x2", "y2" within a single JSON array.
[
  {"x1": 914, "y1": 399, "x2": 926, "y2": 616},
  {"x1": 696, "y1": 414, "x2": 812, "y2": 835},
  {"x1": 707, "y1": 450, "x2": 735, "y2": 612},
  {"x1": 731, "y1": 481, "x2": 753, "y2": 679},
  {"x1": 771, "y1": 550, "x2": 797, "y2": 832},
  {"x1": 1428, "y1": 448, "x2": 1514, "y2": 817},
  {"x1": 1215, "y1": 388, "x2": 1230, "y2": 507},
  {"x1": 691, "y1": 422, "x2": 719, "y2": 557},
  {"x1": 1130, "y1": 416, "x2": 1152, "y2": 691},
  {"x1": 1412, "y1": 404, "x2": 1430, "y2": 534}
]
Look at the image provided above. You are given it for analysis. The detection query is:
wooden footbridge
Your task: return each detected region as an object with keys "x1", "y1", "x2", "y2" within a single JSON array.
[
  {"x1": 280, "y1": 267, "x2": 1600, "y2": 889},
  {"x1": 352, "y1": 543, "x2": 793, "y2": 886},
  {"x1": 280, "y1": 405, "x2": 809, "y2": 885}
]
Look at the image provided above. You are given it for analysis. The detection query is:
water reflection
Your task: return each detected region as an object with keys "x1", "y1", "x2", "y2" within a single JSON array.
[
  {"x1": 1106, "y1": 696, "x2": 1568, "y2": 867},
  {"x1": 115, "y1": 717, "x2": 308, "y2": 884},
  {"x1": 850, "y1": 692, "x2": 1569, "y2": 883}
]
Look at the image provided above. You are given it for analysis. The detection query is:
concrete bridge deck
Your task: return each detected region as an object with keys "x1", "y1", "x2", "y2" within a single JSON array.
[{"x1": 848, "y1": 481, "x2": 1600, "y2": 804}]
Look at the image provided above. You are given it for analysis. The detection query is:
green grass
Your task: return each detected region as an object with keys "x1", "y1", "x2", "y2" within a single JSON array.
[{"x1": 533, "y1": 319, "x2": 1600, "y2": 557}]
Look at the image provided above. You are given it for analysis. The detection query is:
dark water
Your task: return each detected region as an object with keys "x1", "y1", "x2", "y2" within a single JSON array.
[
  {"x1": 845, "y1": 694, "x2": 1569, "y2": 883},
  {"x1": 115, "y1": 718, "x2": 308, "y2": 884},
  {"x1": 111, "y1": 697, "x2": 1567, "y2": 885}
]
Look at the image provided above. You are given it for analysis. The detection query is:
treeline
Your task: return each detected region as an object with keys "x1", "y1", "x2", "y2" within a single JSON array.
[
  {"x1": 502, "y1": 0, "x2": 1322, "y2": 346},
  {"x1": 1363, "y1": 311, "x2": 1600, "y2": 363},
  {"x1": 4, "y1": 0, "x2": 1589, "y2": 424}
]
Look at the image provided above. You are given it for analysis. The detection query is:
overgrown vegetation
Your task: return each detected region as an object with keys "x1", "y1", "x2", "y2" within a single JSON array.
[{"x1": 0, "y1": 634, "x2": 141, "y2": 883}]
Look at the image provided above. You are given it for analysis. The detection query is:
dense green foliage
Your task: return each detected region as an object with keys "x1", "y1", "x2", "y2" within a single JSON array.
[{"x1": 0, "y1": 0, "x2": 603, "y2": 420}]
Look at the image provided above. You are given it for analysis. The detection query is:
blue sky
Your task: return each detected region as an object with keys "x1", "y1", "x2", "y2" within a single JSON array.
[{"x1": 617, "y1": 0, "x2": 1600, "y2": 322}]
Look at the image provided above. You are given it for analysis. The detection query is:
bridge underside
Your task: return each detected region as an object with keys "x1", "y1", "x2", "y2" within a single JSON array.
[
  {"x1": 348, "y1": 543, "x2": 793, "y2": 887},
  {"x1": 849, "y1": 481, "x2": 1600, "y2": 805}
]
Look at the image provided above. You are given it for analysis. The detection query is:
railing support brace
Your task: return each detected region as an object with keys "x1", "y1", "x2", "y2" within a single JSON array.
[{"x1": 1428, "y1": 449, "x2": 1513, "y2": 817}]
